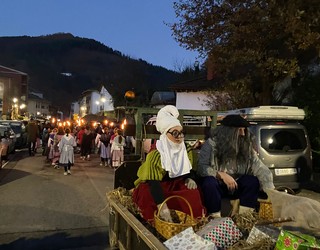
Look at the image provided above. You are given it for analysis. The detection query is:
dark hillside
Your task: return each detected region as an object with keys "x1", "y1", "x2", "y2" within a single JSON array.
[{"x1": 0, "y1": 33, "x2": 179, "y2": 113}]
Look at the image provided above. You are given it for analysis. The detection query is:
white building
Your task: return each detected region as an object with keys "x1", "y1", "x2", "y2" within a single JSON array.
[
  {"x1": 97, "y1": 86, "x2": 114, "y2": 112},
  {"x1": 72, "y1": 86, "x2": 114, "y2": 118},
  {"x1": 27, "y1": 91, "x2": 51, "y2": 119},
  {"x1": 170, "y1": 76, "x2": 216, "y2": 111}
]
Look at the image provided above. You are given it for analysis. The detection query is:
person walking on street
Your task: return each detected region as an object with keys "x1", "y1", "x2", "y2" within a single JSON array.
[
  {"x1": 76, "y1": 126, "x2": 85, "y2": 152},
  {"x1": 52, "y1": 127, "x2": 65, "y2": 168},
  {"x1": 110, "y1": 129, "x2": 126, "y2": 168},
  {"x1": 48, "y1": 128, "x2": 58, "y2": 163},
  {"x1": 42, "y1": 127, "x2": 51, "y2": 161},
  {"x1": 25, "y1": 117, "x2": 40, "y2": 156},
  {"x1": 80, "y1": 126, "x2": 95, "y2": 161},
  {"x1": 96, "y1": 125, "x2": 111, "y2": 167},
  {"x1": 59, "y1": 127, "x2": 77, "y2": 175}
]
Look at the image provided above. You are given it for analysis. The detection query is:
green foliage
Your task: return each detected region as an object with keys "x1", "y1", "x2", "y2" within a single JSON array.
[
  {"x1": 293, "y1": 73, "x2": 320, "y2": 150},
  {"x1": 171, "y1": 0, "x2": 320, "y2": 106}
]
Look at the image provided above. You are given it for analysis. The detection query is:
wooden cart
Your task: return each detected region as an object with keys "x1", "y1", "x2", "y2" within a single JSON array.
[{"x1": 107, "y1": 107, "x2": 217, "y2": 249}]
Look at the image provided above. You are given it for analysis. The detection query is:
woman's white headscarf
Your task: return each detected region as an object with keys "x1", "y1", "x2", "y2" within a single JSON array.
[{"x1": 155, "y1": 105, "x2": 192, "y2": 178}]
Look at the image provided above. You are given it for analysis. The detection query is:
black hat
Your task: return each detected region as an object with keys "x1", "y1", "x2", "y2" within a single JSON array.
[{"x1": 221, "y1": 115, "x2": 250, "y2": 127}]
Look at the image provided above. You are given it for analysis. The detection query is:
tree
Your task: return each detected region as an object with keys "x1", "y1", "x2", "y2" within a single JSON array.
[
  {"x1": 171, "y1": 0, "x2": 320, "y2": 107},
  {"x1": 294, "y1": 72, "x2": 320, "y2": 148}
]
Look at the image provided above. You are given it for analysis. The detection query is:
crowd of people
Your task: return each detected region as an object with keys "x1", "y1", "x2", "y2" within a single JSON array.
[{"x1": 25, "y1": 117, "x2": 130, "y2": 176}]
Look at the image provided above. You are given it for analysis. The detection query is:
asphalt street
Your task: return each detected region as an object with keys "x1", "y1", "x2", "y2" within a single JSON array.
[{"x1": 0, "y1": 149, "x2": 115, "y2": 250}]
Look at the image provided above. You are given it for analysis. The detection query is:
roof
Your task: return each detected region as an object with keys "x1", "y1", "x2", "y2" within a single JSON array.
[
  {"x1": 81, "y1": 89, "x2": 99, "y2": 95},
  {"x1": 28, "y1": 93, "x2": 50, "y2": 103},
  {"x1": 0, "y1": 65, "x2": 27, "y2": 76},
  {"x1": 150, "y1": 91, "x2": 176, "y2": 106},
  {"x1": 169, "y1": 76, "x2": 221, "y2": 92}
]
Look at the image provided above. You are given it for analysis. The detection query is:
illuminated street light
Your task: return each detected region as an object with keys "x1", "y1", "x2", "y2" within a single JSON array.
[
  {"x1": 11, "y1": 97, "x2": 19, "y2": 120},
  {"x1": 80, "y1": 106, "x2": 87, "y2": 117}
]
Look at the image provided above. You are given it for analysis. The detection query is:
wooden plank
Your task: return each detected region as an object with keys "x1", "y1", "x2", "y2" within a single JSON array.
[
  {"x1": 108, "y1": 197, "x2": 167, "y2": 250},
  {"x1": 127, "y1": 125, "x2": 212, "y2": 141}
]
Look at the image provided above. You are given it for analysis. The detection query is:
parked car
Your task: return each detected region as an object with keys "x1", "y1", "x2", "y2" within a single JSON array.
[
  {"x1": 0, "y1": 124, "x2": 16, "y2": 160},
  {"x1": 0, "y1": 120, "x2": 27, "y2": 149}
]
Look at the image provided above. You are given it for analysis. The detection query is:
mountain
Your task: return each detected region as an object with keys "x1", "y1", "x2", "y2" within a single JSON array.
[{"x1": 0, "y1": 33, "x2": 180, "y2": 114}]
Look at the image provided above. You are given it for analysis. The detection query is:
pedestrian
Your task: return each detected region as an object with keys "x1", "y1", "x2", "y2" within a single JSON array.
[
  {"x1": 42, "y1": 127, "x2": 51, "y2": 161},
  {"x1": 197, "y1": 114, "x2": 275, "y2": 217},
  {"x1": 59, "y1": 127, "x2": 77, "y2": 175},
  {"x1": 132, "y1": 105, "x2": 206, "y2": 223},
  {"x1": 48, "y1": 128, "x2": 58, "y2": 163},
  {"x1": 80, "y1": 125, "x2": 94, "y2": 160},
  {"x1": 52, "y1": 127, "x2": 65, "y2": 168},
  {"x1": 110, "y1": 129, "x2": 125, "y2": 168},
  {"x1": 41, "y1": 125, "x2": 50, "y2": 156},
  {"x1": 76, "y1": 126, "x2": 85, "y2": 151},
  {"x1": 95, "y1": 125, "x2": 111, "y2": 167},
  {"x1": 25, "y1": 117, "x2": 40, "y2": 156}
]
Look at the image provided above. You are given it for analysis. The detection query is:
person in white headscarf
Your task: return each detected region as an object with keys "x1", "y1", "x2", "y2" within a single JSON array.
[{"x1": 132, "y1": 105, "x2": 206, "y2": 223}]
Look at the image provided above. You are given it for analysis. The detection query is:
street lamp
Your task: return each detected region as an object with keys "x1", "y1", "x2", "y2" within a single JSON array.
[
  {"x1": 11, "y1": 97, "x2": 19, "y2": 120},
  {"x1": 124, "y1": 90, "x2": 135, "y2": 107},
  {"x1": 80, "y1": 106, "x2": 87, "y2": 117},
  {"x1": 19, "y1": 103, "x2": 26, "y2": 118}
]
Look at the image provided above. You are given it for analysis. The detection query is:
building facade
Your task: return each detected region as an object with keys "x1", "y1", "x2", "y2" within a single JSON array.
[
  {"x1": 73, "y1": 86, "x2": 114, "y2": 118},
  {"x1": 27, "y1": 91, "x2": 51, "y2": 119},
  {"x1": 0, "y1": 65, "x2": 28, "y2": 119}
]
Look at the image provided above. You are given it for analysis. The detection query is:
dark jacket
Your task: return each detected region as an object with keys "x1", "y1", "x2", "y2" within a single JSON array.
[{"x1": 26, "y1": 121, "x2": 40, "y2": 142}]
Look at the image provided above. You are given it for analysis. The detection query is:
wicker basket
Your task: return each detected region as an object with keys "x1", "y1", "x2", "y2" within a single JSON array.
[
  {"x1": 258, "y1": 199, "x2": 274, "y2": 220},
  {"x1": 154, "y1": 195, "x2": 198, "y2": 239}
]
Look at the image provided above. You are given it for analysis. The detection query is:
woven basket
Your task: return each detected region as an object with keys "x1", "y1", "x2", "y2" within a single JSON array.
[
  {"x1": 154, "y1": 195, "x2": 198, "y2": 239},
  {"x1": 258, "y1": 199, "x2": 273, "y2": 220}
]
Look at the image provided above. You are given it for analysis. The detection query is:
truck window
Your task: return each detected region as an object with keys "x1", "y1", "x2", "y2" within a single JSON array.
[{"x1": 260, "y1": 129, "x2": 307, "y2": 152}]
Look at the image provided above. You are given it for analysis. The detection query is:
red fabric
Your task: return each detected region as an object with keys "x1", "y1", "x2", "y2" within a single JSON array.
[
  {"x1": 148, "y1": 139, "x2": 157, "y2": 153},
  {"x1": 77, "y1": 129, "x2": 85, "y2": 145},
  {"x1": 132, "y1": 178, "x2": 206, "y2": 223}
]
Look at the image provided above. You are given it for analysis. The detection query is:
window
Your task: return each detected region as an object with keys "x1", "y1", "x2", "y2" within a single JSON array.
[{"x1": 260, "y1": 129, "x2": 307, "y2": 152}]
